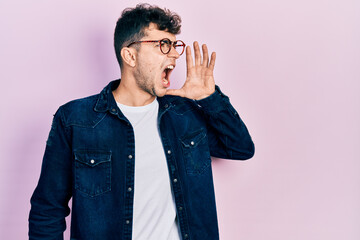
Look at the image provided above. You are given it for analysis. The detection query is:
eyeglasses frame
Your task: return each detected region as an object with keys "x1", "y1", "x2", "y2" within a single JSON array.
[{"x1": 127, "y1": 38, "x2": 186, "y2": 55}]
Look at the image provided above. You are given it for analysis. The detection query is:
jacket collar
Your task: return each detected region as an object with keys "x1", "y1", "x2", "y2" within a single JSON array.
[{"x1": 94, "y1": 79, "x2": 120, "y2": 113}]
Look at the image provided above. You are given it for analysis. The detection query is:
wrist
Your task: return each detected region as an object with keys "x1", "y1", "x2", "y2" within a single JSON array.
[{"x1": 194, "y1": 88, "x2": 215, "y2": 101}]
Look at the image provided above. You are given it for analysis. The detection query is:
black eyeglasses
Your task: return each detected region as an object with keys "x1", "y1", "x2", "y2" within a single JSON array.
[{"x1": 127, "y1": 38, "x2": 186, "y2": 55}]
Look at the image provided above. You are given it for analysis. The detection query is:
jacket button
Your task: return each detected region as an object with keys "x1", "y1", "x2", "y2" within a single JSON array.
[
  {"x1": 126, "y1": 220, "x2": 130, "y2": 224},
  {"x1": 128, "y1": 187, "x2": 132, "y2": 192},
  {"x1": 184, "y1": 234, "x2": 188, "y2": 238},
  {"x1": 111, "y1": 108, "x2": 116, "y2": 112},
  {"x1": 164, "y1": 104, "x2": 169, "y2": 108},
  {"x1": 179, "y1": 206, "x2": 183, "y2": 211},
  {"x1": 128, "y1": 155, "x2": 133, "y2": 159},
  {"x1": 190, "y1": 141, "x2": 194, "y2": 146},
  {"x1": 167, "y1": 150, "x2": 171, "y2": 154},
  {"x1": 90, "y1": 159, "x2": 95, "y2": 164},
  {"x1": 173, "y1": 178, "x2": 178, "y2": 183}
]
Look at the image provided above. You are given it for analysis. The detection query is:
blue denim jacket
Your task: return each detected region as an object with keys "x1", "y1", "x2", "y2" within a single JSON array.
[{"x1": 29, "y1": 80, "x2": 254, "y2": 240}]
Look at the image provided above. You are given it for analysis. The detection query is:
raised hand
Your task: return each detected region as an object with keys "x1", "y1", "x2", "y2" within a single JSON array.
[{"x1": 166, "y1": 41, "x2": 216, "y2": 100}]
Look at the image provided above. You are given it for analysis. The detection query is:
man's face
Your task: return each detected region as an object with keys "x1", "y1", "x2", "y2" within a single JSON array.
[{"x1": 133, "y1": 23, "x2": 180, "y2": 97}]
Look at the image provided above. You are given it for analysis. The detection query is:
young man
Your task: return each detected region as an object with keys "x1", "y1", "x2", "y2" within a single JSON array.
[{"x1": 29, "y1": 4, "x2": 254, "y2": 240}]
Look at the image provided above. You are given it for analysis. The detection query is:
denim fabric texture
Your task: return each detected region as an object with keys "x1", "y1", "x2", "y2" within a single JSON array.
[{"x1": 29, "y1": 79, "x2": 255, "y2": 240}]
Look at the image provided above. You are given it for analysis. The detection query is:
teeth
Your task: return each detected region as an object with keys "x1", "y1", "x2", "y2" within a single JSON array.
[{"x1": 166, "y1": 65, "x2": 174, "y2": 70}]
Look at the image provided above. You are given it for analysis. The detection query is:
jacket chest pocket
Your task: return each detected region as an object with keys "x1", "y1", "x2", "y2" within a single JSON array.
[
  {"x1": 74, "y1": 150, "x2": 112, "y2": 197},
  {"x1": 180, "y1": 128, "x2": 211, "y2": 175}
]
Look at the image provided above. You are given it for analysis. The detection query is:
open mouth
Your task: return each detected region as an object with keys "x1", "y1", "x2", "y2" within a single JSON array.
[{"x1": 162, "y1": 64, "x2": 175, "y2": 88}]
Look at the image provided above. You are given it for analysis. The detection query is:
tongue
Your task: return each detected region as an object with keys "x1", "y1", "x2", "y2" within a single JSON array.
[{"x1": 162, "y1": 70, "x2": 170, "y2": 88}]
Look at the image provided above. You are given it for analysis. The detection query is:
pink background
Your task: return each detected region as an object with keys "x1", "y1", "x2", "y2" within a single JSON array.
[{"x1": 1, "y1": 0, "x2": 359, "y2": 239}]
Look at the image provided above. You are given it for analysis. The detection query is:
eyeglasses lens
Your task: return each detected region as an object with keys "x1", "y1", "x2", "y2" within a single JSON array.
[
  {"x1": 160, "y1": 39, "x2": 171, "y2": 54},
  {"x1": 160, "y1": 39, "x2": 184, "y2": 55}
]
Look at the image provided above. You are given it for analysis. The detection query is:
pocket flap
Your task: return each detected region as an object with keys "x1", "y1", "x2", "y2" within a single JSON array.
[
  {"x1": 74, "y1": 150, "x2": 112, "y2": 167},
  {"x1": 180, "y1": 128, "x2": 207, "y2": 148}
]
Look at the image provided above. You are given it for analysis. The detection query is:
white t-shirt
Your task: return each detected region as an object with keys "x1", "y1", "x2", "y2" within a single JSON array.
[{"x1": 117, "y1": 98, "x2": 180, "y2": 240}]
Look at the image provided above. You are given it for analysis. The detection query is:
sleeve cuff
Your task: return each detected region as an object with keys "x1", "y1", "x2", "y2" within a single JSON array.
[{"x1": 193, "y1": 85, "x2": 230, "y2": 113}]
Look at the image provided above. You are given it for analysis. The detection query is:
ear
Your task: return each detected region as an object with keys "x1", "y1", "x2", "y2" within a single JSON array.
[{"x1": 120, "y1": 47, "x2": 137, "y2": 67}]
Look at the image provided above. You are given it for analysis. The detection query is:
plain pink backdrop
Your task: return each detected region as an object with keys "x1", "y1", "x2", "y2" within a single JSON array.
[{"x1": 1, "y1": 0, "x2": 359, "y2": 239}]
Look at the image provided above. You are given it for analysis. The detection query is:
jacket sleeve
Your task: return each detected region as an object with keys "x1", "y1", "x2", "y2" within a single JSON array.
[
  {"x1": 29, "y1": 107, "x2": 72, "y2": 240},
  {"x1": 194, "y1": 85, "x2": 255, "y2": 160}
]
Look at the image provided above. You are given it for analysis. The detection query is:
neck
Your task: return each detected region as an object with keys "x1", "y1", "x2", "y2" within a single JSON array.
[{"x1": 112, "y1": 73, "x2": 155, "y2": 107}]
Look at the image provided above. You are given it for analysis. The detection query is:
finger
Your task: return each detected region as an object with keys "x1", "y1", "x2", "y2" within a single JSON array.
[
  {"x1": 209, "y1": 52, "x2": 216, "y2": 70},
  {"x1": 193, "y1": 41, "x2": 201, "y2": 66},
  {"x1": 202, "y1": 44, "x2": 209, "y2": 67},
  {"x1": 165, "y1": 88, "x2": 185, "y2": 97},
  {"x1": 186, "y1": 46, "x2": 193, "y2": 72}
]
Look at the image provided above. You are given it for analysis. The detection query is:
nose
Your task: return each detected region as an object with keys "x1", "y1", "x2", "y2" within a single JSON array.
[{"x1": 167, "y1": 45, "x2": 180, "y2": 59}]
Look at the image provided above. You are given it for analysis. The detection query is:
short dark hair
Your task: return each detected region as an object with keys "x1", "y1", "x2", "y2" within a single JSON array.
[{"x1": 114, "y1": 4, "x2": 182, "y2": 68}]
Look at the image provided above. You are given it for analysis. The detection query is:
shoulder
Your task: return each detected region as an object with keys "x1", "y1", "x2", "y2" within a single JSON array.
[
  {"x1": 160, "y1": 95, "x2": 198, "y2": 115},
  {"x1": 61, "y1": 94, "x2": 99, "y2": 111},
  {"x1": 57, "y1": 94, "x2": 106, "y2": 128}
]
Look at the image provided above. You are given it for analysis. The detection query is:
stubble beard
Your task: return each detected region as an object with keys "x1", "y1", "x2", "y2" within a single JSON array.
[{"x1": 134, "y1": 65, "x2": 158, "y2": 97}]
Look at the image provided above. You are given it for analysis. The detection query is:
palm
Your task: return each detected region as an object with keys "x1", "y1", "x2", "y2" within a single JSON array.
[{"x1": 166, "y1": 42, "x2": 216, "y2": 100}]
